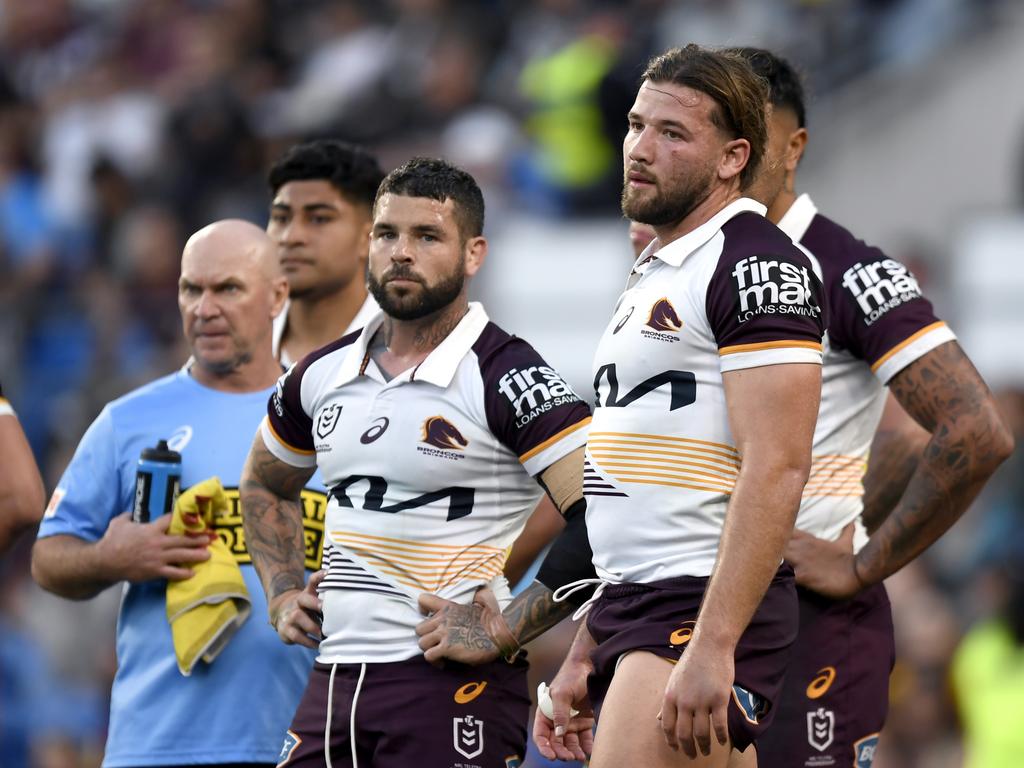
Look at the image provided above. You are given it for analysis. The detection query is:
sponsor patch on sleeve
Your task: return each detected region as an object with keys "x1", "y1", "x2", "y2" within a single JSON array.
[
  {"x1": 841, "y1": 258, "x2": 923, "y2": 326},
  {"x1": 496, "y1": 365, "x2": 582, "y2": 429},
  {"x1": 730, "y1": 255, "x2": 823, "y2": 324}
]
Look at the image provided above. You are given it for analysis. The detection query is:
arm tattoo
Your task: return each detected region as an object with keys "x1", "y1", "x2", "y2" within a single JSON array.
[
  {"x1": 861, "y1": 426, "x2": 925, "y2": 534},
  {"x1": 856, "y1": 341, "x2": 1013, "y2": 584},
  {"x1": 503, "y1": 581, "x2": 575, "y2": 646},
  {"x1": 240, "y1": 436, "x2": 315, "y2": 603}
]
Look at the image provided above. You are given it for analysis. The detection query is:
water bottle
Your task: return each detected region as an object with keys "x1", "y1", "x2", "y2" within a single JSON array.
[{"x1": 132, "y1": 440, "x2": 182, "y2": 523}]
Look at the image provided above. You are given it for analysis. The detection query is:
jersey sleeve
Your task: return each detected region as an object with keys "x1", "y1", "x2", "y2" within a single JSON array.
[
  {"x1": 706, "y1": 244, "x2": 827, "y2": 373},
  {"x1": 827, "y1": 252, "x2": 954, "y2": 384},
  {"x1": 478, "y1": 337, "x2": 591, "y2": 476},
  {"x1": 261, "y1": 362, "x2": 317, "y2": 468},
  {"x1": 37, "y1": 406, "x2": 122, "y2": 542}
]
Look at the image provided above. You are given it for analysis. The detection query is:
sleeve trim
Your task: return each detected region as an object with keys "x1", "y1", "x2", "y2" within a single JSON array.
[
  {"x1": 719, "y1": 339, "x2": 823, "y2": 356},
  {"x1": 870, "y1": 322, "x2": 948, "y2": 373},
  {"x1": 266, "y1": 417, "x2": 315, "y2": 456},
  {"x1": 519, "y1": 417, "x2": 591, "y2": 463},
  {"x1": 0, "y1": 398, "x2": 13, "y2": 417}
]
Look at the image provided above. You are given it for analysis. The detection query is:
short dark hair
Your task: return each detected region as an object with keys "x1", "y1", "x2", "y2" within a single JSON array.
[
  {"x1": 268, "y1": 140, "x2": 384, "y2": 209},
  {"x1": 642, "y1": 44, "x2": 769, "y2": 189},
  {"x1": 375, "y1": 157, "x2": 485, "y2": 239},
  {"x1": 728, "y1": 47, "x2": 807, "y2": 128}
]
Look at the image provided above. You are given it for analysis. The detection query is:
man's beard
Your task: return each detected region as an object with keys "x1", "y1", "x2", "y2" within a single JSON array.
[
  {"x1": 368, "y1": 262, "x2": 465, "y2": 321},
  {"x1": 621, "y1": 166, "x2": 715, "y2": 227}
]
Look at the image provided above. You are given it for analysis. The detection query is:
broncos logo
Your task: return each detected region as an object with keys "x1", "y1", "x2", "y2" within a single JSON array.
[
  {"x1": 646, "y1": 298, "x2": 683, "y2": 332},
  {"x1": 421, "y1": 416, "x2": 469, "y2": 451}
]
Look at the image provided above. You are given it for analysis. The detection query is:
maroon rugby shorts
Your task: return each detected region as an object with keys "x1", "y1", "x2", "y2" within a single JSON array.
[
  {"x1": 585, "y1": 565, "x2": 798, "y2": 753},
  {"x1": 278, "y1": 655, "x2": 529, "y2": 768},
  {"x1": 755, "y1": 582, "x2": 894, "y2": 768}
]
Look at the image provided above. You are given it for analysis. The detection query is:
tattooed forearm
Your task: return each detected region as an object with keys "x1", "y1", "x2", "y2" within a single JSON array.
[
  {"x1": 240, "y1": 434, "x2": 315, "y2": 604},
  {"x1": 503, "y1": 581, "x2": 574, "y2": 646},
  {"x1": 855, "y1": 342, "x2": 1013, "y2": 585},
  {"x1": 864, "y1": 428, "x2": 929, "y2": 536}
]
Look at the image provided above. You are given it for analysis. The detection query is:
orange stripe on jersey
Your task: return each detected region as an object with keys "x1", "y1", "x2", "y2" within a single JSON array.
[
  {"x1": 519, "y1": 418, "x2": 591, "y2": 463},
  {"x1": 589, "y1": 431, "x2": 739, "y2": 458},
  {"x1": 588, "y1": 446, "x2": 740, "y2": 474},
  {"x1": 718, "y1": 339, "x2": 823, "y2": 356},
  {"x1": 604, "y1": 469, "x2": 735, "y2": 494},
  {"x1": 588, "y1": 440, "x2": 740, "y2": 469},
  {"x1": 332, "y1": 530, "x2": 505, "y2": 556},
  {"x1": 593, "y1": 456, "x2": 737, "y2": 481},
  {"x1": 606, "y1": 475, "x2": 734, "y2": 495},
  {"x1": 870, "y1": 321, "x2": 948, "y2": 373},
  {"x1": 264, "y1": 417, "x2": 316, "y2": 456},
  {"x1": 332, "y1": 533, "x2": 506, "y2": 591}
]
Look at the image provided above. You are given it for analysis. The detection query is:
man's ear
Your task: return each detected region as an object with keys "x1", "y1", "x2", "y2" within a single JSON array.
[
  {"x1": 719, "y1": 137, "x2": 751, "y2": 183},
  {"x1": 270, "y1": 276, "x2": 289, "y2": 320},
  {"x1": 464, "y1": 236, "x2": 487, "y2": 278},
  {"x1": 786, "y1": 127, "x2": 809, "y2": 172}
]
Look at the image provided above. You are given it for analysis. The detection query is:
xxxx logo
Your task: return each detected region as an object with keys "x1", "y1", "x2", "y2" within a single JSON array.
[
  {"x1": 454, "y1": 681, "x2": 487, "y2": 704},
  {"x1": 669, "y1": 621, "x2": 696, "y2": 647},
  {"x1": 806, "y1": 666, "x2": 836, "y2": 699}
]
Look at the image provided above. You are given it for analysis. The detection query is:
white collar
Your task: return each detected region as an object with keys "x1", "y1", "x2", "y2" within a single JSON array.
[
  {"x1": 776, "y1": 193, "x2": 818, "y2": 243},
  {"x1": 645, "y1": 197, "x2": 767, "y2": 267},
  {"x1": 332, "y1": 302, "x2": 490, "y2": 389}
]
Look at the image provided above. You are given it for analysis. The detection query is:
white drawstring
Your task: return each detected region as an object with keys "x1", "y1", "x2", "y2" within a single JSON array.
[
  {"x1": 552, "y1": 578, "x2": 609, "y2": 621},
  {"x1": 350, "y1": 663, "x2": 366, "y2": 768},
  {"x1": 324, "y1": 664, "x2": 337, "y2": 768}
]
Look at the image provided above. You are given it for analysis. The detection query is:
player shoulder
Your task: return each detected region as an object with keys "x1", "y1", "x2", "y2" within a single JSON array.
[
  {"x1": 802, "y1": 212, "x2": 893, "y2": 275},
  {"x1": 290, "y1": 328, "x2": 363, "y2": 382},
  {"x1": 471, "y1": 321, "x2": 533, "y2": 368},
  {"x1": 719, "y1": 211, "x2": 813, "y2": 267},
  {"x1": 471, "y1": 321, "x2": 573, "y2": 391}
]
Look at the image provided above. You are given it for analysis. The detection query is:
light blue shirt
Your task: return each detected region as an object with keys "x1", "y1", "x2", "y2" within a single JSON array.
[{"x1": 39, "y1": 369, "x2": 321, "y2": 767}]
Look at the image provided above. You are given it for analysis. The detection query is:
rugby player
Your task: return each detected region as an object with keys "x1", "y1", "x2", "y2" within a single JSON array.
[
  {"x1": 731, "y1": 47, "x2": 1014, "y2": 767},
  {"x1": 419, "y1": 44, "x2": 827, "y2": 766},
  {"x1": 267, "y1": 140, "x2": 385, "y2": 366},
  {"x1": 240, "y1": 157, "x2": 592, "y2": 767}
]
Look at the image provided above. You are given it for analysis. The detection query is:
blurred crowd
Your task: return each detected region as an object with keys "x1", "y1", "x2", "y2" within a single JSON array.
[{"x1": 0, "y1": 0, "x2": 1019, "y2": 766}]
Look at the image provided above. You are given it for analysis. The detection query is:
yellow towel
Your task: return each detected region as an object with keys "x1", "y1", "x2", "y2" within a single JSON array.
[{"x1": 166, "y1": 477, "x2": 251, "y2": 676}]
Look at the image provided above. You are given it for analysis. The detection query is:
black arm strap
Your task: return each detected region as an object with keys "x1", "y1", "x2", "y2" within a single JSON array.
[{"x1": 536, "y1": 498, "x2": 596, "y2": 607}]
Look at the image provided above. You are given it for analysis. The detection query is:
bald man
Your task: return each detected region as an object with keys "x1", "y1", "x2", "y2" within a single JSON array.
[{"x1": 33, "y1": 220, "x2": 325, "y2": 768}]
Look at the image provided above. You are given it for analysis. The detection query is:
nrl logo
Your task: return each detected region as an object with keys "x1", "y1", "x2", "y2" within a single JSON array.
[
  {"x1": 807, "y1": 707, "x2": 835, "y2": 752},
  {"x1": 453, "y1": 714, "x2": 484, "y2": 759},
  {"x1": 315, "y1": 404, "x2": 342, "y2": 439}
]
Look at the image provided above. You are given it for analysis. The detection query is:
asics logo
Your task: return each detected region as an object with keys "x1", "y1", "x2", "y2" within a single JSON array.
[{"x1": 454, "y1": 681, "x2": 487, "y2": 704}]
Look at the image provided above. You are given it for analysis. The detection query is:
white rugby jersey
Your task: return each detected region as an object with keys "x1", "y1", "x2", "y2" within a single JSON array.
[
  {"x1": 779, "y1": 194, "x2": 955, "y2": 547},
  {"x1": 261, "y1": 302, "x2": 591, "y2": 662},
  {"x1": 271, "y1": 293, "x2": 379, "y2": 367},
  {"x1": 585, "y1": 198, "x2": 827, "y2": 583}
]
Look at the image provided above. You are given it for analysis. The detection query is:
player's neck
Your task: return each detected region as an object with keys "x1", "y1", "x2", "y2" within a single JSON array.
[
  {"x1": 377, "y1": 297, "x2": 469, "y2": 369},
  {"x1": 190, "y1": 351, "x2": 282, "y2": 394},
  {"x1": 654, "y1": 182, "x2": 743, "y2": 248},
  {"x1": 282, "y1": 279, "x2": 368, "y2": 362},
  {"x1": 766, "y1": 184, "x2": 798, "y2": 226}
]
